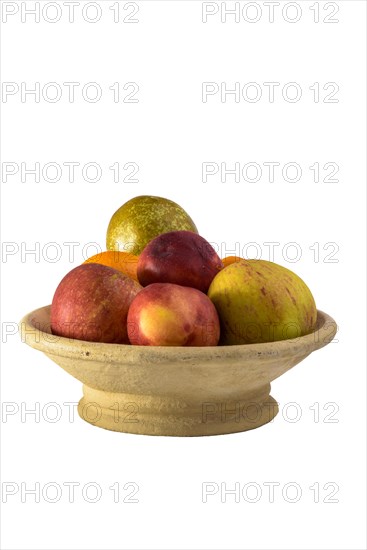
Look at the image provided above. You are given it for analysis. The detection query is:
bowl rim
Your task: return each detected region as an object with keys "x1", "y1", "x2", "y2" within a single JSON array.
[{"x1": 19, "y1": 305, "x2": 337, "y2": 363}]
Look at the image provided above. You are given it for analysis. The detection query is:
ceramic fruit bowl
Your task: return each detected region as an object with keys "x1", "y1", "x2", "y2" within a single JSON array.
[{"x1": 20, "y1": 306, "x2": 337, "y2": 437}]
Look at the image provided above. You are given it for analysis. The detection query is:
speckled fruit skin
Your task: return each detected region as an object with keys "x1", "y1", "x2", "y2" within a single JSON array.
[
  {"x1": 51, "y1": 263, "x2": 142, "y2": 343},
  {"x1": 208, "y1": 260, "x2": 317, "y2": 345},
  {"x1": 127, "y1": 283, "x2": 220, "y2": 346},
  {"x1": 106, "y1": 195, "x2": 198, "y2": 256},
  {"x1": 137, "y1": 230, "x2": 223, "y2": 293}
]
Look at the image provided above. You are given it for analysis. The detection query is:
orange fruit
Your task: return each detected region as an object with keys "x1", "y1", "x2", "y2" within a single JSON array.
[
  {"x1": 84, "y1": 251, "x2": 139, "y2": 282},
  {"x1": 221, "y1": 256, "x2": 243, "y2": 268}
]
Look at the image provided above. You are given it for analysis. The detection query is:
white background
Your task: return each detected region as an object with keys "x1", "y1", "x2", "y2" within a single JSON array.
[{"x1": 1, "y1": 1, "x2": 366, "y2": 549}]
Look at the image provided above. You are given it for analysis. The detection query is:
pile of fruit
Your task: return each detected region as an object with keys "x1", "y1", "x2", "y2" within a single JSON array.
[{"x1": 51, "y1": 195, "x2": 317, "y2": 346}]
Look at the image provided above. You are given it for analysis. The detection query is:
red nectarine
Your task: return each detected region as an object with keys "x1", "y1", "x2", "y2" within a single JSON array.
[
  {"x1": 51, "y1": 263, "x2": 141, "y2": 343},
  {"x1": 127, "y1": 283, "x2": 220, "y2": 346},
  {"x1": 137, "y1": 231, "x2": 223, "y2": 293}
]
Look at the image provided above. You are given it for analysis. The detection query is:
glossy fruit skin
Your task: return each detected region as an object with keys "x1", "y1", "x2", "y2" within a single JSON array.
[
  {"x1": 51, "y1": 263, "x2": 142, "y2": 343},
  {"x1": 127, "y1": 283, "x2": 220, "y2": 347},
  {"x1": 106, "y1": 195, "x2": 198, "y2": 256},
  {"x1": 137, "y1": 230, "x2": 223, "y2": 293},
  {"x1": 84, "y1": 250, "x2": 139, "y2": 282},
  {"x1": 208, "y1": 260, "x2": 317, "y2": 345}
]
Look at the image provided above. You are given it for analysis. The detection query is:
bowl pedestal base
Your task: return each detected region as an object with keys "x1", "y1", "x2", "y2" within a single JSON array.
[{"x1": 78, "y1": 384, "x2": 279, "y2": 436}]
